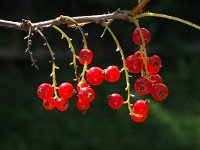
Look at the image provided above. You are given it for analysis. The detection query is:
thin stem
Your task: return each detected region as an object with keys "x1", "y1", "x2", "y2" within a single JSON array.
[
  {"x1": 131, "y1": 18, "x2": 149, "y2": 76},
  {"x1": 136, "y1": 12, "x2": 200, "y2": 30},
  {"x1": 104, "y1": 22, "x2": 134, "y2": 115},
  {"x1": 60, "y1": 16, "x2": 88, "y2": 48},
  {"x1": 81, "y1": 63, "x2": 88, "y2": 81},
  {"x1": 52, "y1": 25, "x2": 79, "y2": 82},
  {"x1": 129, "y1": 0, "x2": 150, "y2": 16},
  {"x1": 37, "y1": 29, "x2": 59, "y2": 100}
]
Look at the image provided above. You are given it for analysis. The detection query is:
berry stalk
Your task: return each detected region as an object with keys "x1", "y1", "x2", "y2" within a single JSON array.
[
  {"x1": 37, "y1": 29, "x2": 59, "y2": 99},
  {"x1": 104, "y1": 22, "x2": 135, "y2": 115},
  {"x1": 52, "y1": 25, "x2": 79, "y2": 82}
]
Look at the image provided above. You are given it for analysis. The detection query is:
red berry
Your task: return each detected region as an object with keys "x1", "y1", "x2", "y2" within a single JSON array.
[
  {"x1": 150, "y1": 74, "x2": 163, "y2": 85},
  {"x1": 133, "y1": 100, "x2": 148, "y2": 116},
  {"x1": 108, "y1": 93, "x2": 124, "y2": 109},
  {"x1": 104, "y1": 66, "x2": 120, "y2": 82},
  {"x1": 43, "y1": 97, "x2": 55, "y2": 110},
  {"x1": 78, "y1": 87, "x2": 95, "y2": 103},
  {"x1": 134, "y1": 77, "x2": 153, "y2": 95},
  {"x1": 147, "y1": 55, "x2": 161, "y2": 74},
  {"x1": 86, "y1": 67, "x2": 104, "y2": 85},
  {"x1": 130, "y1": 113, "x2": 148, "y2": 123},
  {"x1": 58, "y1": 82, "x2": 74, "y2": 99},
  {"x1": 77, "y1": 99, "x2": 90, "y2": 111},
  {"x1": 37, "y1": 83, "x2": 54, "y2": 100},
  {"x1": 151, "y1": 83, "x2": 169, "y2": 101},
  {"x1": 76, "y1": 80, "x2": 89, "y2": 93},
  {"x1": 132, "y1": 28, "x2": 151, "y2": 46},
  {"x1": 126, "y1": 54, "x2": 144, "y2": 73},
  {"x1": 55, "y1": 98, "x2": 69, "y2": 111},
  {"x1": 78, "y1": 48, "x2": 93, "y2": 65},
  {"x1": 134, "y1": 51, "x2": 145, "y2": 59}
]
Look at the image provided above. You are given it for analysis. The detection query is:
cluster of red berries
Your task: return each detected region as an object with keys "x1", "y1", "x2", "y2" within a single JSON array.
[
  {"x1": 37, "y1": 48, "x2": 121, "y2": 112},
  {"x1": 125, "y1": 27, "x2": 169, "y2": 122},
  {"x1": 36, "y1": 27, "x2": 169, "y2": 123}
]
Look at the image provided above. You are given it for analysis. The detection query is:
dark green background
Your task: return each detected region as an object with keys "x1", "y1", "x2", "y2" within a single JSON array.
[{"x1": 0, "y1": 0, "x2": 200, "y2": 149}]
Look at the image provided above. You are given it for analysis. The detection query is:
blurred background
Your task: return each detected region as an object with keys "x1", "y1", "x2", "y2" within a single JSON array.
[{"x1": 0, "y1": 0, "x2": 200, "y2": 149}]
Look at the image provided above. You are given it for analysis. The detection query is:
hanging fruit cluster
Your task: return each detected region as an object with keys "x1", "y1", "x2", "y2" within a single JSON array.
[{"x1": 36, "y1": 17, "x2": 169, "y2": 123}]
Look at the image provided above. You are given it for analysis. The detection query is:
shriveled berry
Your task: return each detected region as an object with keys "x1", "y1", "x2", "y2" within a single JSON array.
[
  {"x1": 130, "y1": 113, "x2": 148, "y2": 123},
  {"x1": 58, "y1": 82, "x2": 74, "y2": 99},
  {"x1": 77, "y1": 99, "x2": 90, "y2": 111},
  {"x1": 147, "y1": 55, "x2": 161, "y2": 74},
  {"x1": 132, "y1": 28, "x2": 151, "y2": 46},
  {"x1": 151, "y1": 83, "x2": 168, "y2": 101},
  {"x1": 126, "y1": 54, "x2": 144, "y2": 73},
  {"x1": 86, "y1": 67, "x2": 104, "y2": 85},
  {"x1": 37, "y1": 83, "x2": 54, "y2": 100},
  {"x1": 150, "y1": 74, "x2": 163, "y2": 85},
  {"x1": 104, "y1": 66, "x2": 120, "y2": 82},
  {"x1": 108, "y1": 93, "x2": 124, "y2": 109},
  {"x1": 133, "y1": 100, "x2": 148, "y2": 116},
  {"x1": 55, "y1": 98, "x2": 69, "y2": 111},
  {"x1": 76, "y1": 80, "x2": 89, "y2": 93},
  {"x1": 79, "y1": 48, "x2": 93, "y2": 65},
  {"x1": 78, "y1": 87, "x2": 95, "y2": 103},
  {"x1": 43, "y1": 97, "x2": 55, "y2": 110},
  {"x1": 134, "y1": 77, "x2": 153, "y2": 95}
]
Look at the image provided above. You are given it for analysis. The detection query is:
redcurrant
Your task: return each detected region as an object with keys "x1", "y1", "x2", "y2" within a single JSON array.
[
  {"x1": 76, "y1": 80, "x2": 89, "y2": 93},
  {"x1": 151, "y1": 83, "x2": 169, "y2": 101},
  {"x1": 130, "y1": 113, "x2": 148, "y2": 123},
  {"x1": 147, "y1": 55, "x2": 161, "y2": 74},
  {"x1": 132, "y1": 28, "x2": 151, "y2": 46},
  {"x1": 108, "y1": 93, "x2": 124, "y2": 109},
  {"x1": 133, "y1": 100, "x2": 148, "y2": 116},
  {"x1": 86, "y1": 67, "x2": 104, "y2": 85},
  {"x1": 43, "y1": 97, "x2": 55, "y2": 110},
  {"x1": 104, "y1": 66, "x2": 120, "y2": 82},
  {"x1": 37, "y1": 83, "x2": 54, "y2": 100},
  {"x1": 77, "y1": 99, "x2": 90, "y2": 111},
  {"x1": 134, "y1": 77, "x2": 152, "y2": 95},
  {"x1": 58, "y1": 82, "x2": 74, "y2": 99},
  {"x1": 134, "y1": 51, "x2": 145, "y2": 59},
  {"x1": 150, "y1": 74, "x2": 163, "y2": 84},
  {"x1": 78, "y1": 48, "x2": 93, "y2": 65},
  {"x1": 126, "y1": 54, "x2": 144, "y2": 73},
  {"x1": 55, "y1": 98, "x2": 69, "y2": 111},
  {"x1": 78, "y1": 87, "x2": 95, "y2": 103}
]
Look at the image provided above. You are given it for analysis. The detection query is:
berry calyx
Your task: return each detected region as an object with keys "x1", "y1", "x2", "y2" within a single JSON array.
[
  {"x1": 43, "y1": 97, "x2": 55, "y2": 110},
  {"x1": 76, "y1": 80, "x2": 89, "y2": 93},
  {"x1": 151, "y1": 83, "x2": 169, "y2": 101},
  {"x1": 78, "y1": 48, "x2": 93, "y2": 65},
  {"x1": 108, "y1": 93, "x2": 124, "y2": 109},
  {"x1": 134, "y1": 77, "x2": 153, "y2": 95},
  {"x1": 77, "y1": 99, "x2": 90, "y2": 111},
  {"x1": 37, "y1": 83, "x2": 54, "y2": 100},
  {"x1": 130, "y1": 113, "x2": 148, "y2": 123},
  {"x1": 58, "y1": 82, "x2": 74, "y2": 99},
  {"x1": 126, "y1": 54, "x2": 144, "y2": 73},
  {"x1": 150, "y1": 74, "x2": 163, "y2": 85},
  {"x1": 104, "y1": 66, "x2": 120, "y2": 82},
  {"x1": 86, "y1": 66, "x2": 104, "y2": 85},
  {"x1": 147, "y1": 55, "x2": 161, "y2": 74},
  {"x1": 133, "y1": 100, "x2": 148, "y2": 116},
  {"x1": 78, "y1": 87, "x2": 95, "y2": 103},
  {"x1": 132, "y1": 28, "x2": 151, "y2": 46},
  {"x1": 55, "y1": 98, "x2": 69, "y2": 111}
]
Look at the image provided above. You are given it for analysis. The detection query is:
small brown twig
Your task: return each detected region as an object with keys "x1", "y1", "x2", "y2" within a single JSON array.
[{"x1": 129, "y1": 0, "x2": 150, "y2": 16}]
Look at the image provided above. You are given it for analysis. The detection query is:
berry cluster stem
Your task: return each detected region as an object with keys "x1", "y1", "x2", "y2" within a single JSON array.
[
  {"x1": 52, "y1": 25, "x2": 79, "y2": 82},
  {"x1": 104, "y1": 22, "x2": 134, "y2": 115},
  {"x1": 37, "y1": 29, "x2": 59, "y2": 99},
  {"x1": 136, "y1": 12, "x2": 200, "y2": 30},
  {"x1": 131, "y1": 18, "x2": 149, "y2": 76},
  {"x1": 59, "y1": 16, "x2": 88, "y2": 49}
]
